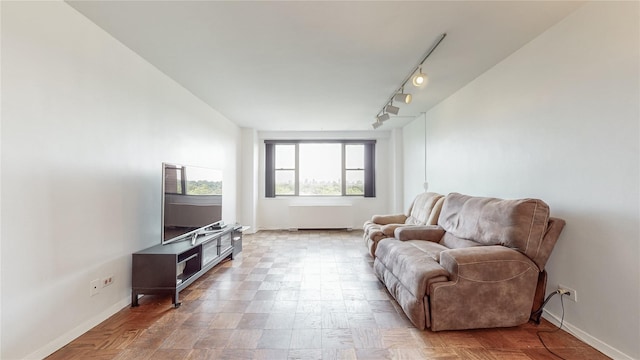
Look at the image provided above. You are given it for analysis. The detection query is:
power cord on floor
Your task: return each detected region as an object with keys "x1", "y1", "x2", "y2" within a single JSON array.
[{"x1": 533, "y1": 289, "x2": 569, "y2": 360}]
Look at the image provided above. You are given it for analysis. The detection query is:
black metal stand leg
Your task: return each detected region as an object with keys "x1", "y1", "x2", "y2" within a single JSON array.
[
  {"x1": 173, "y1": 291, "x2": 181, "y2": 308},
  {"x1": 131, "y1": 292, "x2": 139, "y2": 307}
]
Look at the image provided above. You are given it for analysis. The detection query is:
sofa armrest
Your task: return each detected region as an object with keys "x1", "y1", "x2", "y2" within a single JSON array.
[
  {"x1": 372, "y1": 214, "x2": 407, "y2": 225},
  {"x1": 438, "y1": 246, "x2": 537, "y2": 282},
  {"x1": 429, "y1": 245, "x2": 540, "y2": 331},
  {"x1": 394, "y1": 225, "x2": 445, "y2": 242},
  {"x1": 380, "y1": 223, "x2": 406, "y2": 237}
]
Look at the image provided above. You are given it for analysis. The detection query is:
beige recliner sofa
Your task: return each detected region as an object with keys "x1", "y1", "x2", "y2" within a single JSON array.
[
  {"x1": 363, "y1": 192, "x2": 444, "y2": 258},
  {"x1": 374, "y1": 192, "x2": 565, "y2": 331}
]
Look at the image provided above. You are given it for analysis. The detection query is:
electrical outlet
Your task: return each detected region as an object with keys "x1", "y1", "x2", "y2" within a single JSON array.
[
  {"x1": 558, "y1": 284, "x2": 577, "y2": 302},
  {"x1": 102, "y1": 275, "x2": 114, "y2": 288},
  {"x1": 90, "y1": 279, "x2": 100, "y2": 296}
]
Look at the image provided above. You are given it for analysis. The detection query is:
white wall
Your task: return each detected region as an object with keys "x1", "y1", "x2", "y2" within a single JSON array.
[
  {"x1": 240, "y1": 128, "x2": 259, "y2": 233},
  {"x1": 403, "y1": 113, "x2": 427, "y2": 209},
  {"x1": 403, "y1": 2, "x2": 639, "y2": 359},
  {"x1": 0, "y1": 2, "x2": 239, "y2": 359},
  {"x1": 390, "y1": 127, "x2": 405, "y2": 214},
  {"x1": 256, "y1": 131, "x2": 395, "y2": 230}
]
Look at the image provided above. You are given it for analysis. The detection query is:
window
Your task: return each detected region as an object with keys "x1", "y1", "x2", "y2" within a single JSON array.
[
  {"x1": 299, "y1": 143, "x2": 341, "y2": 196},
  {"x1": 274, "y1": 144, "x2": 296, "y2": 195},
  {"x1": 265, "y1": 140, "x2": 376, "y2": 197},
  {"x1": 345, "y1": 144, "x2": 365, "y2": 195}
]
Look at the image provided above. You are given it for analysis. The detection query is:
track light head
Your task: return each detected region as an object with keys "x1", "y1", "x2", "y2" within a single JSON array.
[
  {"x1": 412, "y1": 67, "x2": 428, "y2": 87},
  {"x1": 377, "y1": 113, "x2": 390, "y2": 122},
  {"x1": 385, "y1": 104, "x2": 400, "y2": 115},
  {"x1": 372, "y1": 121, "x2": 383, "y2": 129},
  {"x1": 393, "y1": 93, "x2": 412, "y2": 104}
]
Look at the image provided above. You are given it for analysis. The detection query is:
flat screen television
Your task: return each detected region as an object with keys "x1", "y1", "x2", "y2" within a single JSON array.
[{"x1": 162, "y1": 163, "x2": 223, "y2": 245}]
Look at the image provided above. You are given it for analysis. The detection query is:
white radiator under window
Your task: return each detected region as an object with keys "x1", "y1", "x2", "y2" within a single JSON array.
[{"x1": 288, "y1": 204, "x2": 353, "y2": 230}]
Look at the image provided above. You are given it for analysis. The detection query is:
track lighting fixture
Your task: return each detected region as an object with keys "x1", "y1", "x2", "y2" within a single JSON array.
[
  {"x1": 377, "y1": 113, "x2": 390, "y2": 122},
  {"x1": 385, "y1": 103, "x2": 400, "y2": 115},
  {"x1": 393, "y1": 88, "x2": 412, "y2": 104},
  {"x1": 372, "y1": 33, "x2": 446, "y2": 129},
  {"x1": 412, "y1": 66, "x2": 428, "y2": 87}
]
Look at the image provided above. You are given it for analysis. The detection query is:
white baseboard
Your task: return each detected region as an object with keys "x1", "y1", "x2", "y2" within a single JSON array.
[
  {"x1": 26, "y1": 296, "x2": 131, "y2": 360},
  {"x1": 543, "y1": 310, "x2": 636, "y2": 360}
]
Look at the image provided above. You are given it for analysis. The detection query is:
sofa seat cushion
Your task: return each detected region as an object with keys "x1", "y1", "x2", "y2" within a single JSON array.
[
  {"x1": 439, "y1": 232, "x2": 484, "y2": 250},
  {"x1": 404, "y1": 240, "x2": 449, "y2": 263},
  {"x1": 375, "y1": 238, "x2": 449, "y2": 298}
]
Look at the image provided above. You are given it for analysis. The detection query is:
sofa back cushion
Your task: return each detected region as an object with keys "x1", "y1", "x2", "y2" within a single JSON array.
[
  {"x1": 438, "y1": 193, "x2": 550, "y2": 269},
  {"x1": 406, "y1": 192, "x2": 444, "y2": 225}
]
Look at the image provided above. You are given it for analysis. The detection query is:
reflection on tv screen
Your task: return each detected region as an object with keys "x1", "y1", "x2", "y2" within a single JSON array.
[{"x1": 162, "y1": 163, "x2": 223, "y2": 244}]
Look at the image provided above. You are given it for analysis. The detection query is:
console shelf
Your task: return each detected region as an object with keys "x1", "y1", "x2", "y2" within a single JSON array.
[{"x1": 131, "y1": 225, "x2": 243, "y2": 308}]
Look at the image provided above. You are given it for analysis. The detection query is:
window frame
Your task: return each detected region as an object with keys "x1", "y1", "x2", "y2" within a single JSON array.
[
  {"x1": 265, "y1": 139, "x2": 376, "y2": 198},
  {"x1": 343, "y1": 143, "x2": 365, "y2": 196},
  {"x1": 273, "y1": 143, "x2": 298, "y2": 196}
]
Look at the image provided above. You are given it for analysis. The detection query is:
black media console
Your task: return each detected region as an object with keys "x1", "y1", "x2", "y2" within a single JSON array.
[{"x1": 131, "y1": 225, "x2": 243, "y2": 308}]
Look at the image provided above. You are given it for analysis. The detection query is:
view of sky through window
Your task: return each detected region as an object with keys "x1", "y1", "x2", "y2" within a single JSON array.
[{"x1": 300, "y1": 143, "x2": 341, "y2": 195}]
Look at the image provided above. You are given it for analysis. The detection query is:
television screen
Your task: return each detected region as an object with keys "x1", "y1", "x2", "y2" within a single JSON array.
[{"x1": 162, "y1": 163, "x2": 223, "y2": 245}]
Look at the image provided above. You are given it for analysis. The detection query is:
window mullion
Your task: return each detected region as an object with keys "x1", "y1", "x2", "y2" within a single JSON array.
[
  {"x1": 340, "y1": 143, "x2": 347, "y2": 196},
  {"x1": 295, "y1": 143, "x2": 300, "y2": 196}
]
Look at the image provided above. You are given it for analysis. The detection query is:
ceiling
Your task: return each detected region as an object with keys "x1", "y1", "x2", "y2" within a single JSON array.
[{"x1": 66, "y1": 1, "x2": 582, "y2": 132}]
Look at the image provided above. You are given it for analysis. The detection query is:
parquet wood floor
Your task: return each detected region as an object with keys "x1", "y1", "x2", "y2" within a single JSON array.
[{"x1": 46, "y1": 230, "x2": 609, "y2": 360}]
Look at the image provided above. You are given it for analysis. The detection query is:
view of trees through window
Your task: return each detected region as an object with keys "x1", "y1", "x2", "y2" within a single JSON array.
[{"x1": 274, "y1": 143, "x2": 365, "y2": 196}]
